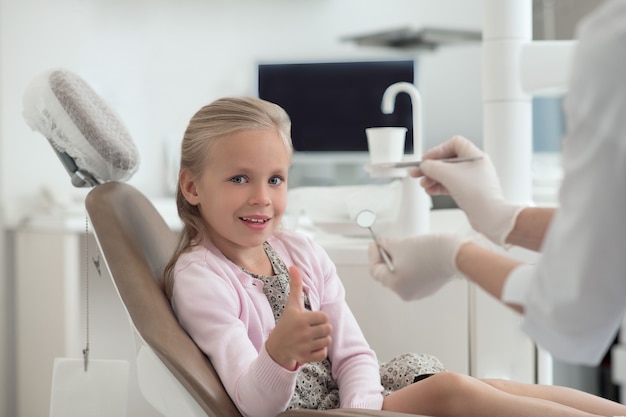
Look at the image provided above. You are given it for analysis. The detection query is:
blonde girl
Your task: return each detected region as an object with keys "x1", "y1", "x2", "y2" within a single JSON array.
[{"x1": 166, "y1": 97, "x2": 626, "y2": 417}]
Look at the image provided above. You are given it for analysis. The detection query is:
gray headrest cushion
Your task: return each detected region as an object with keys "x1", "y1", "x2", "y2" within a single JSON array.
[{"x1": 23, "y1": 68, "x2": 139, "y2": 183}]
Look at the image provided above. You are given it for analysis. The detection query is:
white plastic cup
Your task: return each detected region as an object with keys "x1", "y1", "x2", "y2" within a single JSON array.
[{"x1": 366, "y1": 127, "x2": 407, "y2": 164}]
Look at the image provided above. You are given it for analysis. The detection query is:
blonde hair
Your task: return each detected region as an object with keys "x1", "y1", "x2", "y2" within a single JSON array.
[{"x1": 163, "y1": 97, "x2": 293, "y2": 298}]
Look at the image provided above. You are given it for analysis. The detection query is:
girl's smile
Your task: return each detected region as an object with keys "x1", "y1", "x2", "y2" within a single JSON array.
[{"x1": 240, "y1": 215, "x2": 271, "y2": 230}]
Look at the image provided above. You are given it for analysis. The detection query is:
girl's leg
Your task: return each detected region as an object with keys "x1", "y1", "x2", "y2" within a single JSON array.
[
  {"x1": 481, "y1": 378, "x2": 626, "y2": 417},
  {"x1": 382, "y1": 372, "x2": 604, "y2": 417}
]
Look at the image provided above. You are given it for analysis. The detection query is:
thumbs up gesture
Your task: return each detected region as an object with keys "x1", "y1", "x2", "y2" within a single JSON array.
[{"x1": 265, "y1": 266, "x2": 333, "y2": 370}]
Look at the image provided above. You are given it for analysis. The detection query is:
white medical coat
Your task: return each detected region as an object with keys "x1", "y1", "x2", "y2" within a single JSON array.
[{"x1": 503, "y1": 0, "x2": 626, "y2": 365}]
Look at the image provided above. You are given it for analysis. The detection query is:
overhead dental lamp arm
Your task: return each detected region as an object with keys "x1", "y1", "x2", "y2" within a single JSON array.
[
  {"x1": 520, "y1": 41, "x2": 577, "y2": 94},
  {"x1": 482, "y1": 0, "x2": 575, "y2": 204}
]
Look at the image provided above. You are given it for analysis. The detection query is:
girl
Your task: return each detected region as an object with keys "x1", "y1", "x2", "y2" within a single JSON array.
[{"x1": 165, "y1": 96, "x2": 626, "y2": 417}]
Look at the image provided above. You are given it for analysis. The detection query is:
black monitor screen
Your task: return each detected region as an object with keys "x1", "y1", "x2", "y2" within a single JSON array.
[{"x1": 257, "y1": 60, "x2": 415, "y2": 152}]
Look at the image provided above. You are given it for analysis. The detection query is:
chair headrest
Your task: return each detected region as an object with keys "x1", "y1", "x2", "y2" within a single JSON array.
[{"x1": 22, "y1": 68, "x2": 139, "y2": 187}]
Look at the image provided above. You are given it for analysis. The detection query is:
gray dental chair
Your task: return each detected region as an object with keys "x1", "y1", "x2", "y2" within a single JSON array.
[{"x1": 23, "y1": 68, "x2": 423, "y2": 417}]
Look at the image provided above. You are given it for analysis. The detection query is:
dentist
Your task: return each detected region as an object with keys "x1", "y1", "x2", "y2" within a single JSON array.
[{"x1": 368, "y1": 0, "x2": 626, "y2": 366}]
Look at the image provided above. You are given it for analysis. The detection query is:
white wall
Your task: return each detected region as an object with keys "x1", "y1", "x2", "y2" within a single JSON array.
[
  {"x1": 1, "y1": 0, "x2": 483, "y2": 226},
  {"x1": 0, "y1": 0, "x2": 483, "y2": 415}
]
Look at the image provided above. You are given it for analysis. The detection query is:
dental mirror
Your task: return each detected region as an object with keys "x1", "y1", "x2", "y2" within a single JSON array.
[{"x1": 356, "y1": 210, "x2": 395, "y2": 272}]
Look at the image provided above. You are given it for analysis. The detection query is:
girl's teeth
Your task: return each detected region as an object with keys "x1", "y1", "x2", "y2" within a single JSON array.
[{"x1": 244, "y1": 217, "x2": 267, "y2": 223}]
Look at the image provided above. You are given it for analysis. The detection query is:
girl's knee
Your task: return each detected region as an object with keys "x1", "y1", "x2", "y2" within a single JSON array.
[
  {"x1": 422, "y1": 372, "x2": 480, "y2": 403},
  {"x1": 383, "y1": 372, "x2": 486, "y2": 415}
]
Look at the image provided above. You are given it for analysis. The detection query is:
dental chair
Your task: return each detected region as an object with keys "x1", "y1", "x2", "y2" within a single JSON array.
[{"x1": 23, "y1": 68, "x2": 421, "y2": 417}]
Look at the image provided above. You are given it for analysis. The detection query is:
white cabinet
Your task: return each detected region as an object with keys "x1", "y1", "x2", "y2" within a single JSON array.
[
  {"x1": 16, "y1": 230, "x2": 82, "y2": 417},
  {"x1": 337, "y1": 263, "x2": 469, "y2": 373},
  {"x1": 15, "y1": 223, "x2": 160, "y2": 417}
]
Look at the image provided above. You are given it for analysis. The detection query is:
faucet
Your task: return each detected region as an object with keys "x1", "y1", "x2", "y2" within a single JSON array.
[
  {"x1": 381, "y1": 81, "x2": 423, "y2": 158},
  {"x1": 380, "y1": 81, "x2": 430, "y2": 236}
]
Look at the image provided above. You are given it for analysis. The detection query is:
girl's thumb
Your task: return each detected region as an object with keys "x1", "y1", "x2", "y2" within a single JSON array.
[{"x1": 287, "y1": 266, "x2": 305, "y2": 311}]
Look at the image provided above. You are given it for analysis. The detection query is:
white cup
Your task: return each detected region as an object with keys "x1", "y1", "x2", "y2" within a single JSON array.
[{"x1": 366, "y1": 127, "x2": 407, "y2": 164}]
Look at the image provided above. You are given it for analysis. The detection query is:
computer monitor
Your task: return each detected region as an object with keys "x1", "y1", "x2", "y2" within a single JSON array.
[{"x1": 257, "y1": 59, "x2": 415, "y2": 154}]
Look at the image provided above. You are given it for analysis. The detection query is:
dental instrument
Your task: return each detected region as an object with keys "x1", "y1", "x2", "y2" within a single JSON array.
[
  {"x1": 366, "y1": 156, "x2": 483, "y2": 170},
  {"x1": 356, "y1": 210, "x2": 395, "y2": 272}
]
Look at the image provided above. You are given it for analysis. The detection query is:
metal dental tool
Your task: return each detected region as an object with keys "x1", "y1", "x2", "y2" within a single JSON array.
[
  {"x1": 369, "y1": 156, "x2": 483, "y2": 169},
  {"x1": 356, "y1": 210, "x2": 395, "y2": 273}
]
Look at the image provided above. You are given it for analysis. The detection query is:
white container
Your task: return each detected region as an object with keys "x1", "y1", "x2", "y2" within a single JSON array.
[{"x1": 365, "y1": 127, "x2": 407, "y2": 164}]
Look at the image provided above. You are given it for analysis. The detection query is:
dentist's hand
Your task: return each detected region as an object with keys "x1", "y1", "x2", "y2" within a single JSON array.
[
  {"x1": 413, "y1": 135, "x2": 523, "y2": 246},
  {"x1": 265, "y1": 266, "x2": 332, "y2": 370},
  {"x1": 368, "y1": 234, "x2": 466, "y2": 301}
]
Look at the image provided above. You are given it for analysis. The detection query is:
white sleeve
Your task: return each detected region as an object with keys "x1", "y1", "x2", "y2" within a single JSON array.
[
  {"x1": 516, "y1": 0, "x2": 626, "y2": 366},
  {"x1": 501, "y1": 264, "x2": 534, "y2": 307}
]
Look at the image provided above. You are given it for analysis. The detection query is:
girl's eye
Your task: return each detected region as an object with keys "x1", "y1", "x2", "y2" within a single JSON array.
[
  {"x1": 269, "y1": 176, "x2": 284, "y2": 185},
  {"x1": 230, "y1": 176, "x2": 248, "y2": 184}
]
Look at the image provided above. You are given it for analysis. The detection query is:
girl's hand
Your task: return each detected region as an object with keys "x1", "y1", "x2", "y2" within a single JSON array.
[{"x1": 265, "y1": 266, "x2": 333, "y2": 370}]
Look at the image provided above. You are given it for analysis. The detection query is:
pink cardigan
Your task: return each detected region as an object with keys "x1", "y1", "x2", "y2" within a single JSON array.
[{"x1": 171, "y1": 230, "x2": 384, "y2": 417}]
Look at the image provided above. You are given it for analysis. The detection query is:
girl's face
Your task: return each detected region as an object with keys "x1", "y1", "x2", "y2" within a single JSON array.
[{"x1": 181, "y1": 128, "x2": 290, "y2": 260}]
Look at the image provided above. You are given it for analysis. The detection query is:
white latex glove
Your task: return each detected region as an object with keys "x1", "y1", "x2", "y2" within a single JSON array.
[
  {"x1": 413, "y1": 135, "x2": 524, "y2": 246},
  {"x1": 368, "y1": 234, "x2": 465, "y2": 301}
]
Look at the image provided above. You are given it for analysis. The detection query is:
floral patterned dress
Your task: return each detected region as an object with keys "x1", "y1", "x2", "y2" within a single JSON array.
[{"x1": 239, "y1": 242, "x2": 446, "y2": 410}]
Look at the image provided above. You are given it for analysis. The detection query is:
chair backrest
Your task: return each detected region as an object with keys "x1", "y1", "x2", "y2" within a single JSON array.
[
  {"x1": 85, "y1": 181, "x2": 242, "y2": 417},
  {"x1": 84, "y1": 182, "x2": 423, "y2": 417}
]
